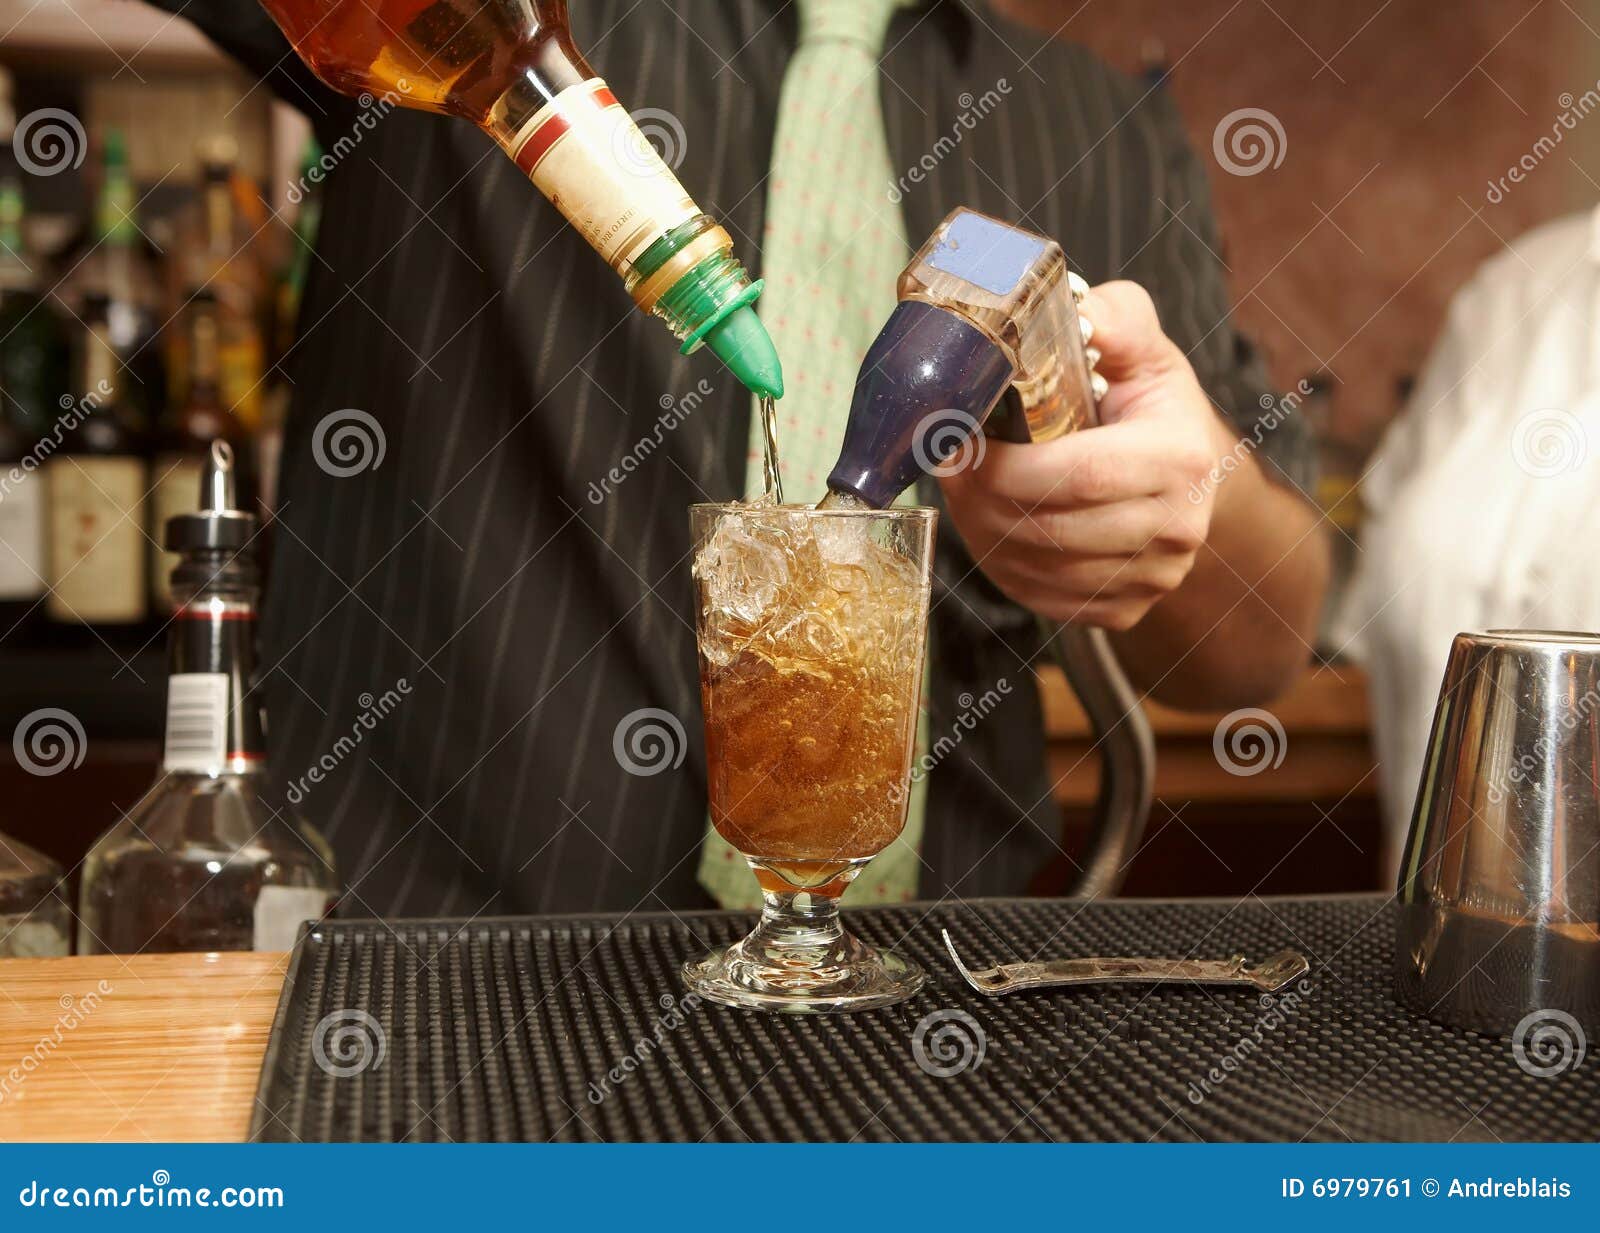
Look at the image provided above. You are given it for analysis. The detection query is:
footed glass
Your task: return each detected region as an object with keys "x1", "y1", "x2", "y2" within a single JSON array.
[{"x1": 684, "y1": 503, "x2": 935, "y2": 1012}]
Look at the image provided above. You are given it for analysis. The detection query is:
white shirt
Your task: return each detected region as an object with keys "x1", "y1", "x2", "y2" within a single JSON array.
[{"x1": 1335, "y1": 208, "x2": 1600, "y2": 866}]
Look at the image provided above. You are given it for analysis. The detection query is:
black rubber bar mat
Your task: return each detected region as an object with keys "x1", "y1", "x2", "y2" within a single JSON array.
[{"x1": 250, "y1": 896, "x2": 1599, "y2": 1142}]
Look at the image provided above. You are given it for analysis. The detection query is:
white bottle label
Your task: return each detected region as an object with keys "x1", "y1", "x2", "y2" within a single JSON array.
[
  {"x1": 509, "y1": 77, "x2": 699, "y2": 271},
  {"x1": 0, "y1": 476, "x2": 46, "y2": 601},
  {"x1": 162, "y1": 672, "x2": 229, "y2": 773},
  {"x1": 46, "y1": 456, "x2": 146, "y2": 623},
  {"x1": 252, "y1": 886, "x2": 332, "y2": 952}
]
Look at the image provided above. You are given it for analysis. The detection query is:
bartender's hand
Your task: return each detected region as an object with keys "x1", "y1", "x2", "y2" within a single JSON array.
[
  {"x1": 937, "y1": 280, "x2": 1227, "y2": 631},
  {"x1": 938, "y1": 279, "x2": 1330, "y2": 710}
]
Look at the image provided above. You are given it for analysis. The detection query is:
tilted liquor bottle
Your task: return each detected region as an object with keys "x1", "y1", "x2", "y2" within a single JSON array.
[
  {"x1": 257, "y1": 0, "x2": 783, "y2": 398},
  {"x1": 79, "y1": 442, "x2": 338, "y2": 954}
]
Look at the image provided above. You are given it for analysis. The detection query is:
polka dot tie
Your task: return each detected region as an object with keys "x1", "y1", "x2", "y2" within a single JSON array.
[{"x1": 697, "y1": 0, "x2": 930, "y2": 909}]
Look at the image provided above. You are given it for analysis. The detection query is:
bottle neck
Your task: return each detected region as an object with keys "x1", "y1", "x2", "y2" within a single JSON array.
[
  {"x1": 164, "y1": 574, "x2": 265, "y2": 774},
  {"x1": 82, "y1": 323, "x2": 121, "y2": 405},
  {"x1": 189, "y1": 308, "x2": 222, "y2": 407}
]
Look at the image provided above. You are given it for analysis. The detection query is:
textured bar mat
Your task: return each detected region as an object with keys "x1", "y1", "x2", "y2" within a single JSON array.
[{"x1": 250, "y1": 896, "x2": 1598, "y2": 1142}]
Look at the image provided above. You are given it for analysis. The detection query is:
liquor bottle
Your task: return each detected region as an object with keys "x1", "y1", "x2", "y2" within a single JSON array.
[
  {"x1": 65, "y1": 129, "x2": 166, "y2": 425},
  {"x1": 151, "y1": 291, "x2": 239, "y2": 611},
  {"x1": 257, "y1": 0, "x2": 782, "y2": 398},
  {"x1": 78, "y1": 442, "x2": 338, "y2": 955},
  {"x1": 0, "y1": 132, "x2": 70, "y2": 635},
  {"x1": 0, "y1": 831, "x2": 71, "y2": 958},
  {"x1": 170, "y1": 138, "x2": 269, "y2": 435},
  {"x1": 44, "y1": 299, "x2": 149, "y2": 632}
]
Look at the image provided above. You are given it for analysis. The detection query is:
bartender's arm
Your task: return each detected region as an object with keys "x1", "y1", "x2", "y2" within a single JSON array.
[{"x1": 939, "y1": 280, "x2": 1329, "y2": 710}]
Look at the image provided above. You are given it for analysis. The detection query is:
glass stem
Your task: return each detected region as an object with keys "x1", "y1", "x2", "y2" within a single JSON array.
[{"x1": 753, "y1": 888, "x2": 846, "y2": 958}]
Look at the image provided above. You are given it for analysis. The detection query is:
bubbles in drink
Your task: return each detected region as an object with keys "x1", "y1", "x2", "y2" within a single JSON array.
[{"x1": 693, "y1": 505, "x2": 930, "y2": 887}]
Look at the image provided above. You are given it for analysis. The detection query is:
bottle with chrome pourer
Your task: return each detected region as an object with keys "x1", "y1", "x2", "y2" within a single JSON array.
[{"x1": 79, "y1": 442, "x2": 337, "y2": 955}]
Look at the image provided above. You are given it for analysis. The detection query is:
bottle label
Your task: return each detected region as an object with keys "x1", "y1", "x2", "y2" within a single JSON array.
[
  {"x1": 252, "y1": 886, "x2": 334, "y2": 952},
  {"x1": 163, "y1": 672, "x2": 229, "y2": 773},
  {"x1": 0, "y1": 477, "x2": 46, "y2": 601},
  {"x1": 509, "y1": 77, "x2": 699, "y2": 271},
  {"x1": 46, "y1": 456, "x2": 146, "y2": 623},
  {"x1": 150, "y1": 453, "x2": 206, "y2": 611}
]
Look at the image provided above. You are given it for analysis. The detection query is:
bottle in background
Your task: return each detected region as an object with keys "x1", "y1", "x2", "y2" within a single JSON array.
[
  {"x1": 78, "y1": 442, "x2": 338, "y2": 955},
  {"x1": 170, "y1": 137, "x2": 269, "y2": 438},
  {"x1": 0, "y1": 107, "x2": 70, "y2": 637},
  {"x1": 0, "y1": 831, "x2": 71, "y2": 958},
  {"x1": 68, "y1": 128, "x2": 165, "y2": 426},
  {"x1": 151, "y1": 290, "x2": 239, "y2": 611},
  {"x1": 44, "y1": 297, "x2": 149, "y2": 633}
]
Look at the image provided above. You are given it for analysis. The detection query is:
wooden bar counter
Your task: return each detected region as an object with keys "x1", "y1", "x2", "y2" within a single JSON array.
[{"x1": 0, "y1": 952, "x2": 287, "y2": 1142}]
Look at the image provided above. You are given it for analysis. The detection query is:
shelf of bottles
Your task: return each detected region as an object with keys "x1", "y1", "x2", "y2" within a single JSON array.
[
  {"x1": 0, "y1": 64, "x2": 320, "y2": 649},
  {"x1": 1, "y1": 58, "x2": 330, "y2": 956}
]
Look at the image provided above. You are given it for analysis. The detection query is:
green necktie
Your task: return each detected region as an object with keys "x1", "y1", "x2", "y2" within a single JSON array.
[{"x1": 697, "y1": 0, "x2": 930, "y2": 910}]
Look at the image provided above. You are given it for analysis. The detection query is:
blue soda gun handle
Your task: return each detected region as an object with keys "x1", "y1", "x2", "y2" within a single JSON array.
[
  {"x1": 825, "y1": 207, "x2": 1107, "y2": 508},
  {"x1": 825, "y1": 207, "x2": 1150, "y2": 901}
]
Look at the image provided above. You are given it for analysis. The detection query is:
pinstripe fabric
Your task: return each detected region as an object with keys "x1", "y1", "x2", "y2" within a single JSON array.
[{"x1": 162, "y1": 0, "x2": 1312, "y2": 917}]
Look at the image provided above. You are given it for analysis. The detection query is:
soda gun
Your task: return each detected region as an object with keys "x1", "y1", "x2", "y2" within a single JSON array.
[{"x1": 824, "y1": 208, "x2": 1154, "y2": 897}]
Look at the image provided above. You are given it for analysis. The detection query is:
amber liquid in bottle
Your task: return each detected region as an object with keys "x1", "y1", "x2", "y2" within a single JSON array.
[
  {"x1": 258, "y1": 0, "x2": 784, "y2": 397},
  {"x1": 264, "y1": 0, "x2": 584, "y2": 125}
]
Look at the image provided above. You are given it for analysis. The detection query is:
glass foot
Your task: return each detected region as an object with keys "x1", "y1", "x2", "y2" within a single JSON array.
[{"x1": 683, "y1": 879, "x2": 925, "y2": 1013}]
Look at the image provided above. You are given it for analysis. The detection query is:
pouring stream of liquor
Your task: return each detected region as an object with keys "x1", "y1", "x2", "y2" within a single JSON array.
[{"x1": 759, "y1": 394, "x2": 785, "y2": 505}]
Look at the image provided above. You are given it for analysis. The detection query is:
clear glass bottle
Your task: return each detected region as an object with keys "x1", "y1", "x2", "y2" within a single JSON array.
[
  {"x1": 78, "y1": 442, "x2": 338, "y2": 955},
  {"x1": 0, "y1": 833, "x2": 71, "y2": 958}
]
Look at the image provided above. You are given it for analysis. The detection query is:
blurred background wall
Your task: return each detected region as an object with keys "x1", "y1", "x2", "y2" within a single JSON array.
[{"x1": 1002, "y1": 0, "x2": 1600, "y2": 456}]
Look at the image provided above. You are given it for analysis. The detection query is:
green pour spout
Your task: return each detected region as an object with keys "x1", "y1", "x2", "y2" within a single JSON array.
[{"x1": 702, "y1": 303, "x2": 784, "y2": 400}]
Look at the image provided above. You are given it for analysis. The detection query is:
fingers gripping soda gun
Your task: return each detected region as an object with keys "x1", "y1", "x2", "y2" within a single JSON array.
[
  {"x1": 819, "y1": 208, "x2": 1154, "y2": 896},
  {"x1": 256, "y1": 0, "x2": 783, "y2": 399}
]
